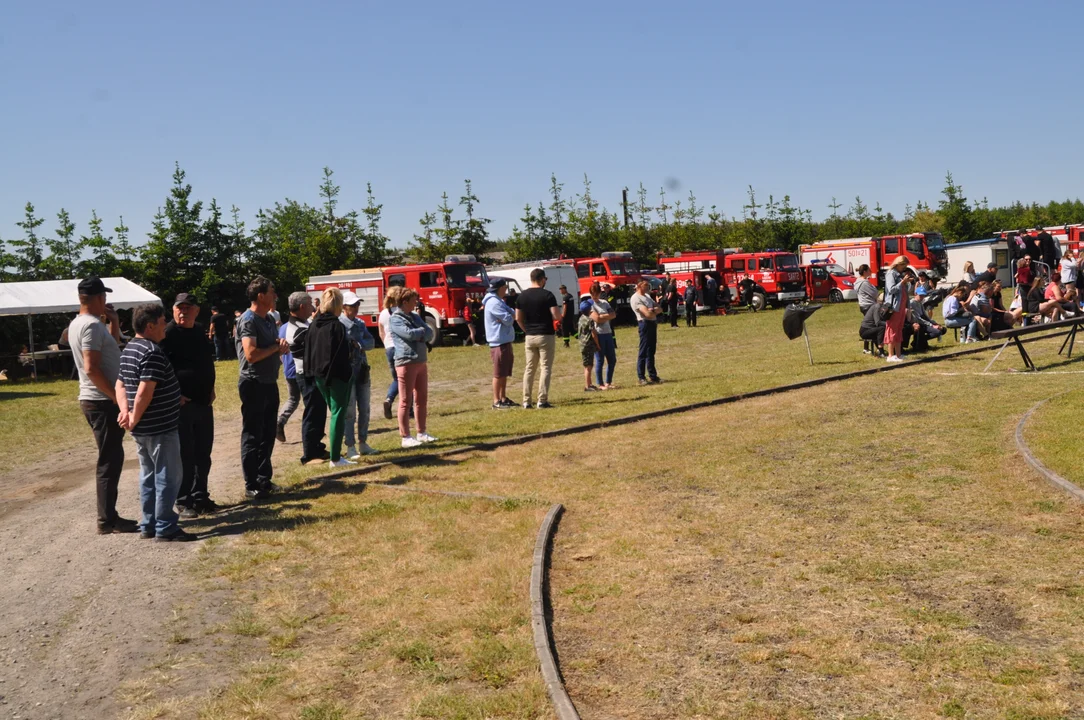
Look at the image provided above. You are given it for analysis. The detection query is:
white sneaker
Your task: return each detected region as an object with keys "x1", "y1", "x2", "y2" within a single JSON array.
[
  {"x1": 886, "y1": 355, "x2": 903, "y2": 363},
  {"x1": 344, "y1": 446, "x2": 361, "y2": 461},
  {"x1": 360, "y1": 443, "x2": 379, "y2": 455},
  {"x1": 401, "y1": 437, "x2": 422, "y2": 449},
  {"x1": 416, "y1": 433, "x2": 438, "y2": 443},
  {"x1": 329, "y1": 458, "x2": 356, "y2": 468}
]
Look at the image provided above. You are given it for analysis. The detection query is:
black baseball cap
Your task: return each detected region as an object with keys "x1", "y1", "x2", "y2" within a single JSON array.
[
  {"x1": 77, "y1": 277, "x2": 112, "y2": 295},
  {"x1": 987, "y1": 262, "x2": 997, "y2": 269},
  {"x1": 489, "y1": 278, "x2": 507, "y2": 290},
  {"x1": 174, "y1": 292, "x2": 200, "y2": 306}
]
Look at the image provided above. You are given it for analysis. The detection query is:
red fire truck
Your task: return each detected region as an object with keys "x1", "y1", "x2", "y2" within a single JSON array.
[
  {"x1": 567, "y1": 251, "x2": 642, "y2": 311},
  {"x1": 798, "y1": 233, "x2": 948, "y2": 283},
  {"x1": 720, "y1": 250, "x2": 807, "y2": 310},
  {"x1": 306, "y1": 255, "x2": 489, "y2": 345},
  {"x1": 656, "y1": 250, "x2": 732, "y2": 311},
  {"x1": 801, "y1": 260, "x2": 857, "y2": 302}
]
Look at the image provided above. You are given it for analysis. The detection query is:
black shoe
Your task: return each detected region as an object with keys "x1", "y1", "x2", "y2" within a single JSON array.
[
  {"x1": 261, "y1": 482, "x2": 281, "y2": 494},
  {"x1": 383, "y1": 399, "x2": 393, "y2": 420},
  {"x1": 140, "y1": 529, "x2": 156, "y2": 540},
  {"x1": 155, "y1": 529, "x2": 198, "y2": 543},
  {"x1": 177, "y1": 505, "x2": 200, "y2": 519},
  {"x1": 492, "y1": 402, "x2": 509, "y2": 410},
  {"x1": 638, "y1": 379, "x2": 649, "y2": 386},
  {"x1": 275, "y1": 424, "x2": 286, "y2": 443},
  {"x1": 99, "y1": 518, "x2": 139, "y2": 534},
  {"x1": 246, "y1": 488, "x2": 271, "y2": 500},
  {"x1": 499, "y1": 398, "x2": 517, "y2": 407},
  {"x1": 584, "y1": 386, "x2": 599, "y2": 392},
  {"x1": 649, "y1": 377, "x2": 662, "y2": 384},
  {"x1": 537, "y1": 402, "x2": 554, "y2": 409},
  {"x1": 195, "y1": 498, "x2": 220, "y2": 513}
]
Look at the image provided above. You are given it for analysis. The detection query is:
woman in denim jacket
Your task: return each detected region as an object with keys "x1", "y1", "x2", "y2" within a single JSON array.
[
  {"x1": 882, "y1": 255, "x2": 909, "y2": 363},
  {"x1": 389, "y1": 288, "x2": 436, "y2": 448}
]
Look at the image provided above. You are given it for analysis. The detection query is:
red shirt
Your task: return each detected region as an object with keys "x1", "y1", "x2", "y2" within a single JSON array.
[{"x1": 1016, "y1": 264, "x2": 1032, "y2": 286}]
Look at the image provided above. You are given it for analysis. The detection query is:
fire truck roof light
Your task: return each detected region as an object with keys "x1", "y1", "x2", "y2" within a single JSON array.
[
  {"x1": 600, "y1": 251, "x2": 634, "y2": 259},
  {"x1": 444, "y1": 255, "x2": 477, "y2": 263}
]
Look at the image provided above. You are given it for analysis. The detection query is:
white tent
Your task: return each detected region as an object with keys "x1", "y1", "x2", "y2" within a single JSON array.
[
  {"x1": 0, "y1": 277, "x2": 161, "y2": 379},
  {"x1": 0, "y1": 277, "x2": 161, "y2": 317}
]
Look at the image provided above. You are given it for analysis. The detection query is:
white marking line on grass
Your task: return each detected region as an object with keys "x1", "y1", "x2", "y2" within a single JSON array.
[
  {"x1": 1015, "y1": 392, "x2": 1084, "y2": 504},
  {"x1": 935, "y1": 371, "x2": 1084, "y2": 376}
]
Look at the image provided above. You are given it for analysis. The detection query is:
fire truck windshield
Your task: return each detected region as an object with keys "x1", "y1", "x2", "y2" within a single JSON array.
[
  {"x1": 606, "y1": 260, "x2": 640, "y2": 276},
  {"x1": 775, "y1": 254, "x2": 799, "y2": 269},
  {"x1": 444, "y1": 263, "x2": 489, "y2": 287},
  {"x1": 926, "y1": 234, "x2": 945, "y2": 251},
  {"x1": 825, "y1": 264, "x2": 850, "y2": 277}
]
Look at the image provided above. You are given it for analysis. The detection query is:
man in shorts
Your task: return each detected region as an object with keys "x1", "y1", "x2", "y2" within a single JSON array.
[
  {"x1": 482, "y1": 278, "x2": 516, "y2": 409},
  {"x1": 577, "y1": 299, "x2": 600, "y2": 391}
]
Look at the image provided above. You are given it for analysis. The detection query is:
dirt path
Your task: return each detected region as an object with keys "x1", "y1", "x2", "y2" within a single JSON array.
[{"x1": 0, "y1": 412, "x2": 254, "y2": 719}]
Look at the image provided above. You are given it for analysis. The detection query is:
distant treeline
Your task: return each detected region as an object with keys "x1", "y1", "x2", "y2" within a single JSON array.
[{"x1": 3, "y1": 165, "x2": 1082, "y2": 317}]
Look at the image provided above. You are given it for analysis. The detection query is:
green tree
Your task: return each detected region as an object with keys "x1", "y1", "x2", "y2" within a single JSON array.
[
  {"x1": 359, "y1": 182, "x2": 389, "y2": 265},
  {"x1": 938, "y1": 172, "x2": 974, "y2": 243},
  {"x1": 142, "y1": 163, "x2": 204, "y2": 300},
  {"x1": 80, "y1": 211, "x2": 117, "y2": 278},
  {"x1": 11, "y1": 202, "x2": 47, "y2": 280},
  {"x1": 457, "y1": 179, "x2": 492, "y2": 258},
  {"x1": 43, "y1": 208, "x2": 80, "y2": 279}
]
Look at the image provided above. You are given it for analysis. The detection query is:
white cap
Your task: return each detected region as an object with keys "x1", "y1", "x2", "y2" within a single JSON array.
[{"x1": 341, "y1": 290, "x2": 362, "y2": 306}]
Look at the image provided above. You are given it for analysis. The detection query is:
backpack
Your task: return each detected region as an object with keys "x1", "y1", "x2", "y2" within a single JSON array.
[{"x1": 577, "y1": 314, "x2": 596, "y2": 349}]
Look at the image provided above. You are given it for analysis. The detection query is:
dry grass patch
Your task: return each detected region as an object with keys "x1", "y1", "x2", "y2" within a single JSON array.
[
  {"x1": 359, "y1": 354, "x2": 1084, "y2": 719},
  {"x1": 122, "y1": 482, "x2": 550, "y2": 719}
]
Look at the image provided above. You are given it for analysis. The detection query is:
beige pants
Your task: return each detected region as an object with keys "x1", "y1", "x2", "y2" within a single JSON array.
[{"x1": 522, "y1": 334, "x2": 556, "y2": 404}]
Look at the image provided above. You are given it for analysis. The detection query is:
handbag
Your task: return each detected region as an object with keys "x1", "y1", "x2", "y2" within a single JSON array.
[{"x1": 878, "y1": 305, "x2": 894, "y2": 321}]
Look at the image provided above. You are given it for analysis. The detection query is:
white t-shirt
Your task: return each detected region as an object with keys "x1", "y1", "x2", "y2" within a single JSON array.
[
  {"x1": 378, "y1": 309, "x2": 392, "y2": 341},
  {"x1": 591, "y1": 299, "x2": 613, "y2": 334}
]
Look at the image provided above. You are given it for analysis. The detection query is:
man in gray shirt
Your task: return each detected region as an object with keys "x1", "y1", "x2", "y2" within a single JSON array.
[
  {"x1": 67, "y1": 277, "x2": 138, "y2": 534},
  {"x1": 630, "y1": 280, "x2": 662, "y2": 385},
  {"x1": 236, "y1": 276, "x2": 289, "y2": 498}
]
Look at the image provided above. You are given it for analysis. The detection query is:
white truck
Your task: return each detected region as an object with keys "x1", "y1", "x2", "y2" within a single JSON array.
[{"x1": 487, "y1": 259, "x2": 580, "y2": 313}]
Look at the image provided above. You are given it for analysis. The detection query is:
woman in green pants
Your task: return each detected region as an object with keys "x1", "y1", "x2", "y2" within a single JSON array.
[{"x1": 304, "y1": 287, "x2": 354, "y2": 468}]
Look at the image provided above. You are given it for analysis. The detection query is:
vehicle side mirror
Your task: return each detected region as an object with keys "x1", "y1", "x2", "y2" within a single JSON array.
[{"x1": 437, "y1": 278, "x2": 445, "y2": 286}]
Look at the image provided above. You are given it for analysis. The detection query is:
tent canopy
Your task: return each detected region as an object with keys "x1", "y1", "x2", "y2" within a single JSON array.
[{"x1": 0, "y1": 277, "x2": 161, "y2": 317}]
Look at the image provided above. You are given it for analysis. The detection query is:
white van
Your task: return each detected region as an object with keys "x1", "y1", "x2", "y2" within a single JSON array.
[{"x1": 487, "y1": 260, "x2": 579, "y2": 312}]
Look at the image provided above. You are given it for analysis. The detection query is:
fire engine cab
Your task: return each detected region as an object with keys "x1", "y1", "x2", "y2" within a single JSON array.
[
  {"x1": 568, "y1": 251, "x2": 642, "y2": 312},
  {"x1": 802, "y1": 260, "x2": 857, "y2": 302},
  {"x1": 720, "y1": 250, "x2": 806, "y2": 310},
  {"x1": 799, "y1": 233, "x2": 948, "y2": 283},
  {"x1": 306, "y1": 255, "x2": 489, "y2": 345}
]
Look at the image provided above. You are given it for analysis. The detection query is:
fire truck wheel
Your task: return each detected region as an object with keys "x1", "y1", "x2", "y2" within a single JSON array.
[
  {"x1": 752, "y1": 292, "x2": 767, "y2": 311},
  {"x1": 425, "y1": 316, "x2": 443, "y2": 347},
  {"x1": 829, "y1": 289, "x2": 844, "y2": 303}
]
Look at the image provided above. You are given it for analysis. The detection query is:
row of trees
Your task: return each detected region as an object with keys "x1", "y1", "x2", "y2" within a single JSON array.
[{"x1": 2, "y1": 168, "x2": 1083, "y2": 311}]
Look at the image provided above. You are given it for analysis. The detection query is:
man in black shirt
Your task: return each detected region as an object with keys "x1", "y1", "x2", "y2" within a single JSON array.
[
  {"x1": 161, "y1": 292, "x2": 218, "y2": 516},
  {"x1": 515, "y1": 268, "x2": 561, "y2": 408},
  {"x1": 970, "y1": 262, "x2": 999, "y2": 291},
  {"x1": 1037, "y1": 229, "x2": 1057, "y2": 273},
  {"x1": 559, "y1": 284, "x2": 576, "y2": 347},
  {"x1": 208, "y1": 306, "x2": 230, "y2": 361}
]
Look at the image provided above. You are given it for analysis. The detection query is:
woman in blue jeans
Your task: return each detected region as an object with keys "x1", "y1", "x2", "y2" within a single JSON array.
[
  {"x1": 378, "y1": 287, "x2": 402, "y2": 418},
  {"x1": 589, "y1": 282, "x2": 618, "y2": 389}
]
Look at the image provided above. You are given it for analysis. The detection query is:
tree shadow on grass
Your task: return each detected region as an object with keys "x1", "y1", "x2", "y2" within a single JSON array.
[{"x1": 0, "y1": 390, "x2": 55, "y2": 401}]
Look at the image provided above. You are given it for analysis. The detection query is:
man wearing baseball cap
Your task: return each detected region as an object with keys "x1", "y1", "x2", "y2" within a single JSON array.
[
  {"x1": 160, "y1": 292, "x2": 218, "y2": 517},
  {"x1": 482, "y1": 278, "x2": 516, "y2": 409},
  {"x1": 67, "y1": 277, "x2": 138, "y2": 534}
]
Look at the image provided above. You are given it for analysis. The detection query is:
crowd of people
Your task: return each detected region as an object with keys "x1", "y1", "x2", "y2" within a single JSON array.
[{"x1": 856, "y1": 251, "x2": 1084, "y2": 361}]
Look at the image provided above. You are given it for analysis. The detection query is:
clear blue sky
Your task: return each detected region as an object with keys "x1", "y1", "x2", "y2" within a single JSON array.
[{"x1": 2, "y1": 0, "x2": 1082, "y2": 250}]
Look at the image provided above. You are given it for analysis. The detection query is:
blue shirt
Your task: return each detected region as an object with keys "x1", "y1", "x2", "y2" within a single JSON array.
[
  {"x1": 278, "y1": 324, "x2": 295, "y2": 380},
  {"x1": 482, "y1": 292, "x2": 515, "y2": 346},
  {"x1": 339, "y1": 314, "x2": 375, "y2": 371}
]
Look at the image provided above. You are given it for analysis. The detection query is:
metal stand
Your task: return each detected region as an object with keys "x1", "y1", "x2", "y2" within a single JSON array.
[
  {"x1": 803, "y1": 325, "x2": 814, "y2": 366},
  {"x1": 27, "y1": 313, "x2": 37, "y2": 381}
]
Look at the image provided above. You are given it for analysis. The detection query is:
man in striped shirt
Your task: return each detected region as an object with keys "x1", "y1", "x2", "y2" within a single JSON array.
[{"x1": 115, "y1": 304, "x2": 196, "y2": 542}]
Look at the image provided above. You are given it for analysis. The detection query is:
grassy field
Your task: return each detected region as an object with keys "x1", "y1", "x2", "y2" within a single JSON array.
[
  {"x1": 7, "y1": 300, "x2": 1084, "y2": 718},
  {"x1": 1, "y1": 301, "x2": 964, "y2": 478}
]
